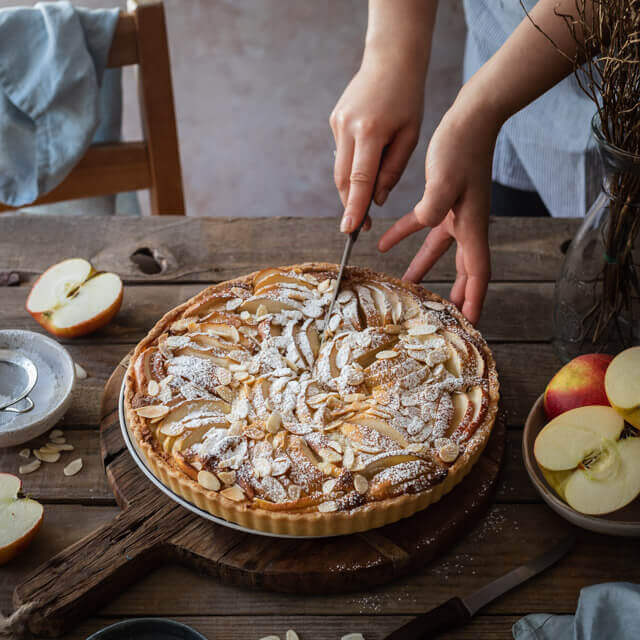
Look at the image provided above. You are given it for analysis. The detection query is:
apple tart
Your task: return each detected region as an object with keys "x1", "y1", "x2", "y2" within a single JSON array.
[{"x1": 125, "y1": 264, "x2": 499, "y2": 536}]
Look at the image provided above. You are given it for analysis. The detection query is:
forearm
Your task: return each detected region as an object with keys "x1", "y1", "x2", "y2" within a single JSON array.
[
  {"x1": 364, "y1": 0, "x2": 438, "y2": 73},
  {"x1": 458, "y1": 0, "x2": 592, "y2": 127}
]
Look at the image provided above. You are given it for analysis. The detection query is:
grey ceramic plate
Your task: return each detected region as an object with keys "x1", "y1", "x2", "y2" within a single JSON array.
[
  {"x1": 523, "y1": 394, "x2": 640, "y2": 537},
  {"x1": 86, "y1": 618, "x2": 208, "y2": 640},
  {"x1": 118, "y1": 378, "x2": 328, "y2": 539}
]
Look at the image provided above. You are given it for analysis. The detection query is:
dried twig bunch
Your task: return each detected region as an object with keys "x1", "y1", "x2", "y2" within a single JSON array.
[{"x1": 528, "y1": 0, "x2": 640, "y2": 346}]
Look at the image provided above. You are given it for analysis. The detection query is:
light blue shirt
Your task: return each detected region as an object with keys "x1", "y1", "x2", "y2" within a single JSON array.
[{"x1": 463, "y1": 0, "x2": 600, "y2": 217}]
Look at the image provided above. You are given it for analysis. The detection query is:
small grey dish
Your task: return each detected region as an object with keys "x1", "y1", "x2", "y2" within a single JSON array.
[
  {"x1": 0, "y1": 330, "x2": 75, "y2": 448},
  {"x1": 85, "y1": 618, "x2": 209, "y2": 640},
  {"x1": 523, "y1": 394, "x2": 640, "y2": 537}
]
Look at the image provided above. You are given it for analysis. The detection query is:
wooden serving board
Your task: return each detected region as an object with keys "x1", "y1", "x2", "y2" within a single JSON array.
[{"x1": 12, "y1": 356, "x2": 505, "y2": 637}]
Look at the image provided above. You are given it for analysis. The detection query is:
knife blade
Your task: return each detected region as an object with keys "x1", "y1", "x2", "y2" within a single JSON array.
[
  {"x1": 384, "y1": 534, "x2": 575, "y2": 640},
  {"x1": 321, "y1": 203, "x2": 372, "y2": 346}
]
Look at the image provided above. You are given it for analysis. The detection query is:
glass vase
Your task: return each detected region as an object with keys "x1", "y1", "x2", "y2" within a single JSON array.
[{"x1": 552, "y1": 119, "x2": 640, "y2": 362}]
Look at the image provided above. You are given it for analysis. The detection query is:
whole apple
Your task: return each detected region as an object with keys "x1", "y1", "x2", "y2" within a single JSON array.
[{"x1": 544, "y1": 353, "x2": 613, "y2": 420}]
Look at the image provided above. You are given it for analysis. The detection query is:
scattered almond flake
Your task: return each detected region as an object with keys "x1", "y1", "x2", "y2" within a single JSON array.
[
  {"x1": 408, "y1": 323, "x2": 438, "y2": 336},
  {"x1": 135, "y1": 405, "x2": 169, "y2": 419},
  {"x1": 383, "y1": 324, "x2": 402, "y2": 334},
  {"x1": 327, "y1": 440, "x2": 343, "y2": 453},
  {"x1": 254, "y1": 457, "x2": 272, "y2": 478},
  {"x1": 38, "y1": 444, "x2": 58, "y2": 454},
  {"x1": 226, "y1": 298, "x2": 243, "y2": 311},
  {"x1": 229, "y1": 420, "x2": 244, "y2": 435},
  {"x1": 343, "y1": 447, "x2": 355, "y2": 469},
  {"x1": 19, "y1": 459, "x2": 41, "y2": 474},
  {"x1": 63, "y1": 458, "x2": 83, "y2": 476},
  {"x1": 328, "y1": 314, "x2": 341, "y2": 332},
  {"x1": 217, "y1": 470, "x2": 236, "y2": 485},
  {"x1": 197, "y1": 470, "x2": 221, "y2": 491},
  {"x1": 49, "y1": 435, "x2": 67, "y2": 444},
  {"x1": 245, "y1": 427, "x2": 265, "y2": 440},
  {"x1": 216, "y1": 368, "x2": 233, "y2": 386},
  {"x1": 336, "y1": 343, "x2": 351, "y2": 369},
  {"x1": 256, "y1": 304, "x2": 269, "y2": 317},
  {"x1": 439, "y1": 441, "x2": 460, "y2": 463},
  {"x1": 317, "y1": 279, "x2": 331, "y2": 293},
  {"x1": 34, "y1": 449, "x2": 60, "y2": 463},
  {"x1": 215, "y1": 385, "x2": 235, "y2": 403},
  {"x1": 322, "y1": 478, "x2": 337, "y2": 494},
  {"x1": 286, "y1": 630, "x2": 299, "y2": 640},
  {"x1": 50, "y1": 429, "x2": 64, "y2": 438},
  {"x1": 356, "y1": 332, "x2": 372, "y2": 347},
  {"x1": 147, "y1": 380, "x2": 160, "y2": 396},
  {"x1": 376, "y1": 350, "x2": 398, "y2": 360},
  {"x1": 354, "y1": 474, "x2": 369, "y2": 494},
  {"x1": 192, "y1": 460, "x2": 203, "y2": 471},
  {"x1": 47, "y1": 443, "x2": 74, "y2": 452},
  {"x1": 221, "y1": 484, "x2": 245, "y2": 501},
  {"x1": 74, "y1": 362, "x2": 88, "y2": 379},
  {"x1": 288, "y1": 484, "x2": 302, "y2": 500},
  {"x1": 342, "y1": 634, "x2": 365, "y2": 640},
  {"x1": 323, "y1": 418, "x2": 344, "y2": 432},
  {"x1": 259, "y1": 636, "x2": 280, "y2": 640},
  {"x1": 18, "y1": 448, "x2": 30, "y2": 459},
  {"x1": 425, "y1": 301, "x2": 445, "y2": 311},
  {"x1": 171, "y1": 317, "x2": 195, "y2": 332},
  {"x1": 407, "y1": 443, "x2": 428, "y2": 454},
  {"x1": 266, "y1": 412, "x2": 282, "y2": 433},
  {"x1": 271, "y1": 457, "x2": 291, "y2": 476},
  {"x1": 229, "y1": 362, "x2": 248, "y2": 372},
  {"x1": 319, "y1": 447, "x2": 342, "y2": 463},
  {"x1": 240, "y1": 310, "x2": 251, "y2": 321},
  {"x1": 318, "y1": 500, "x2": 338, "y2": 513}
]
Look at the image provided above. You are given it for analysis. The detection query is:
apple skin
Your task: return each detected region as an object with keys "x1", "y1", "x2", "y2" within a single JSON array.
[
  {"x1": 544, "y1": 353, "x2": 613, "y2": 420},
  {"x1": 28, "y1": 287, "x2": 123, "y2": 339},
  {"x1": 0, "y1": 473, "x2": 44, "y2": 566}
]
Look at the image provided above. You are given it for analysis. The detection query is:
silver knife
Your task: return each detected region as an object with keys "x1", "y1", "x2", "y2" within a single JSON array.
[
  {"x1": 384, "y1": 534, "x2": 575, "y2": 640},
  {"x1": 321, "y1": 203, "x2": 372, "y2": 345}
]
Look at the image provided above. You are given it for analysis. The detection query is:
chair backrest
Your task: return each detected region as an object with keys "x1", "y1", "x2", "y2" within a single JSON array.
[{"x1": 0, "y1": 0, "x2": 185, "y2": 215}]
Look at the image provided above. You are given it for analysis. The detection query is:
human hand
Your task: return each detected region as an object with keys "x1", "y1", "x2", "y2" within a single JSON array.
[
  {"x1": 378, "y1": 93, "x2": 500, "y2": 325},
  {"x1": 330, "y1": 49, "x2": 426, "y2": 234}
]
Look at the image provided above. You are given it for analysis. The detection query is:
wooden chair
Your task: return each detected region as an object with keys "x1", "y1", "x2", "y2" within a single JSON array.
[{"x1": 0, "y1": 0, "x2": 185, "y2": 215}]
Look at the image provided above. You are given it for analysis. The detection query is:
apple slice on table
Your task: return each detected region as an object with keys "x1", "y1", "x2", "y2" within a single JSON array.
[
  {"x1": 26, "y1": 258, "x2": 123, "y2": 339},
  {"x1": 0, "y1": 473, "x2": 44, "y2": 566},
  {"x1": 605, "y1": 346, "x2": 640, "y2": 428}
]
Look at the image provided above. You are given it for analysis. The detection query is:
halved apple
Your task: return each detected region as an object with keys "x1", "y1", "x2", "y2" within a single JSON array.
[
  {"x1": 26, "y1": 258, "x2": 123, "y2": 338},
  {"x1": 605, "y1": 346, "x2": 640, "y2": 428},
  {"x1": 534, "y1": 405, "x2": 624, "y2": 471},
  {"x1": 0, "y1": 473, "x2": 44, "y2": 565}
]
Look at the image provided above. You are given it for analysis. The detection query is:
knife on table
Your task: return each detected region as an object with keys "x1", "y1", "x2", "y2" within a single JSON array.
[
  {"x1": 321, "y1": 202, "x2": 371, "y2": 346},
  {"x1": 384, "y1": 534, "x2": 575, "y2": 640}
]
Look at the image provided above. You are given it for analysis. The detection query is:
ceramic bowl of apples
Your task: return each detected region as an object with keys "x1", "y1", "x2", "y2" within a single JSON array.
[{"x1": 523, "y1": 347, "x2": 640, "y2": 536}]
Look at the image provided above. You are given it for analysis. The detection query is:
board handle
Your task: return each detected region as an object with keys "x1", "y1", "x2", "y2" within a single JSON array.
[{"x1": 12, "y1": 499, "x2": 188, "y2": 638}]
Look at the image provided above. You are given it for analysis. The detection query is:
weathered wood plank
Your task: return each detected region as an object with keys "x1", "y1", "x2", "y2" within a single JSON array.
[
  {"x1": 1, "y1": 282, "x2": 555, "y2": 344},
  {"x1": 51, "y1": 342, "x2": 556, "y2": 428},
  {"x1": 0, "y1": 431, "x2": 112, "y2": 504},
  {"x1": 2, "y1": 503, "x2": 627, "y2": 618},
  {"x1": 61, "y1": 614, "x2": 523, "y2": 640},
  {"x1": 0, "y1": 430, "x2": 535, "y2": 505},
  {"x1": 0, "y1": 216, "x2": 578, "y2": 283}
]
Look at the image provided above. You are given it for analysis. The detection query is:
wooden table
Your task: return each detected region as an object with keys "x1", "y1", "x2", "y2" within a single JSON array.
[{"x1": 1, "y1": 215, "x2": 637, "y2": 640}]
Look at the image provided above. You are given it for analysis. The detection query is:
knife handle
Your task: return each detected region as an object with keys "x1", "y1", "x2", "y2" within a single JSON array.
[{"x1": 386, "y1": 597, "x2": 472, "y2": 640}]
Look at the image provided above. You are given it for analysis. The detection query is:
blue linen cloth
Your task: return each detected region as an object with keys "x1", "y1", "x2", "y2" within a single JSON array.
[
  {"x1": 513, "y1": 583, "x2": 640, "y2": 639},
  {"x1": 0, "y1": 2, "x2": 120, "y2": 208}
]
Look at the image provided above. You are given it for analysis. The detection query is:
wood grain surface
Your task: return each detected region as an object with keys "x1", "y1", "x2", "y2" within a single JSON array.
[{"x1": 2, "y1": 216, "x2": 626, "y2": 640}]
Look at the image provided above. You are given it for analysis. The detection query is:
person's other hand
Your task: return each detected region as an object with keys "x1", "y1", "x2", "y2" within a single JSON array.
[
  {"x1": 378, "y1": 94, "x2": 500, "y2": 325},
  {"x1": 330, "y1": 50, "x2": 426, "y2": 234}
]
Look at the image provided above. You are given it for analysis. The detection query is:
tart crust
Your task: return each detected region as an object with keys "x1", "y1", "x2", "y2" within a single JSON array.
[{"x1": 124, "y1": 264, "x2": 500, "y2": 536}]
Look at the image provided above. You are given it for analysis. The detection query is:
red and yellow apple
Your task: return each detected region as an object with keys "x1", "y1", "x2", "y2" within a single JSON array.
[
  {"x1": 543, "y1": 353, "x2": 613, "y2": 420},
  {"x1": 26, "y1": 258, "x2": 123, "y2": 339},
  {"x1": 605, "y1": 346, "x2": 640, "y2": 429},
  {"x1": 0, "y1": 473, "x2": 44, "y2": 565}
]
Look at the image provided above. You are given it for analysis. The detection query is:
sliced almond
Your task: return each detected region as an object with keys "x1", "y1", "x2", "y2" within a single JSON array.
[
  {"x1": 266, "y1": 412, "x2": 282, "y2": 433},
  {"x1": 135, "y1": 405, "x2": 170, "y2": 419},
  {"x1": 425, "y1": 301, "x2": 445, "y2": 311},
  {"x1": 63, "y1": 458, "x2": 83, "y2": 477},
  {"x1": 259, "y1": 636, "x2": 280, "y2": 640},
  {"x1": 354, "y1": 474, "x2": 369, "y2": 494},
  {"x1": 344, "y1": 393, "x2": 366, "y2": 403},
  {"x1": 318, "y1": 500, "x2": 338, "y2": 513},
  {"x1": 50, "y1": 429, "x2": 64, "y2": 438},
  {"x1": 215, "y1": 385, "x2": 235, "y2": 403},
  {"x1": 254, "y1": 457, "x2": 272, "y2": 478},
  {"x1": 319, "y1": 447, "x2": 342, "y2": 463},
  {"x1": 245, "y1": 427, "x2": 265, "y2": 440},
  {"x1": 147, "y1": 380, "x2": 160, "y2": 396},
  {"x1": 408, "y1": 324, "x2": 438, "y2": 336},
  {"x1": 221, "y1": 484, "x2": 245, "y2": 501},
  {"x1": 286, "y1": 630, "x2": 300, "y2": 640},
  {"x1": 74, "y1": 362, "x2": 88, "y2": 379},
  {"x1": 343, "y1": 447, "x2": 355, "y2": 470},
  {"x1": 341, "y1": 634, "x2": 365, "y2": 640},
  {"x1": 376, "y1": 350, "x2": 399, "y2": 360},
  {"x1": 317, "y1": 279, "x2": 331, "y2": 293},
  {"x1": 256, "y1": 303, "x2": 269, "y2": 318},
  {"x1": 288, "y1": 484, "x2": 302, "y2": 500},
  {"x1": 18, "y1": 448, "x2": 30, "y2": 459},
  {"x1": 34, "y1": 449, "x2": 60, "y2": 463},
  {"x1": 217, "y1": 470, "x2": 236, "y2": 485},
  {"x1": 383, "y1": 324, "x2": 402, "y2": 334},
  {"x1": 46, "y1": 443, "x2": 74, "y2": 452},
  {"x1": 322, "y1": 478, "x2": 337, "y2": 494},
  {"x1": 197, "y1": 470, "x2": 221, "y2": 491},
  {"x1": 439, "y1": 441, "x2": 460, "y2": 463},
  {"x1": 19, "y1": 459, "x2": 41, "y2": 474},
  {"x1": 49, "y1": 436, "x2": 67, "y2": 445}
]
